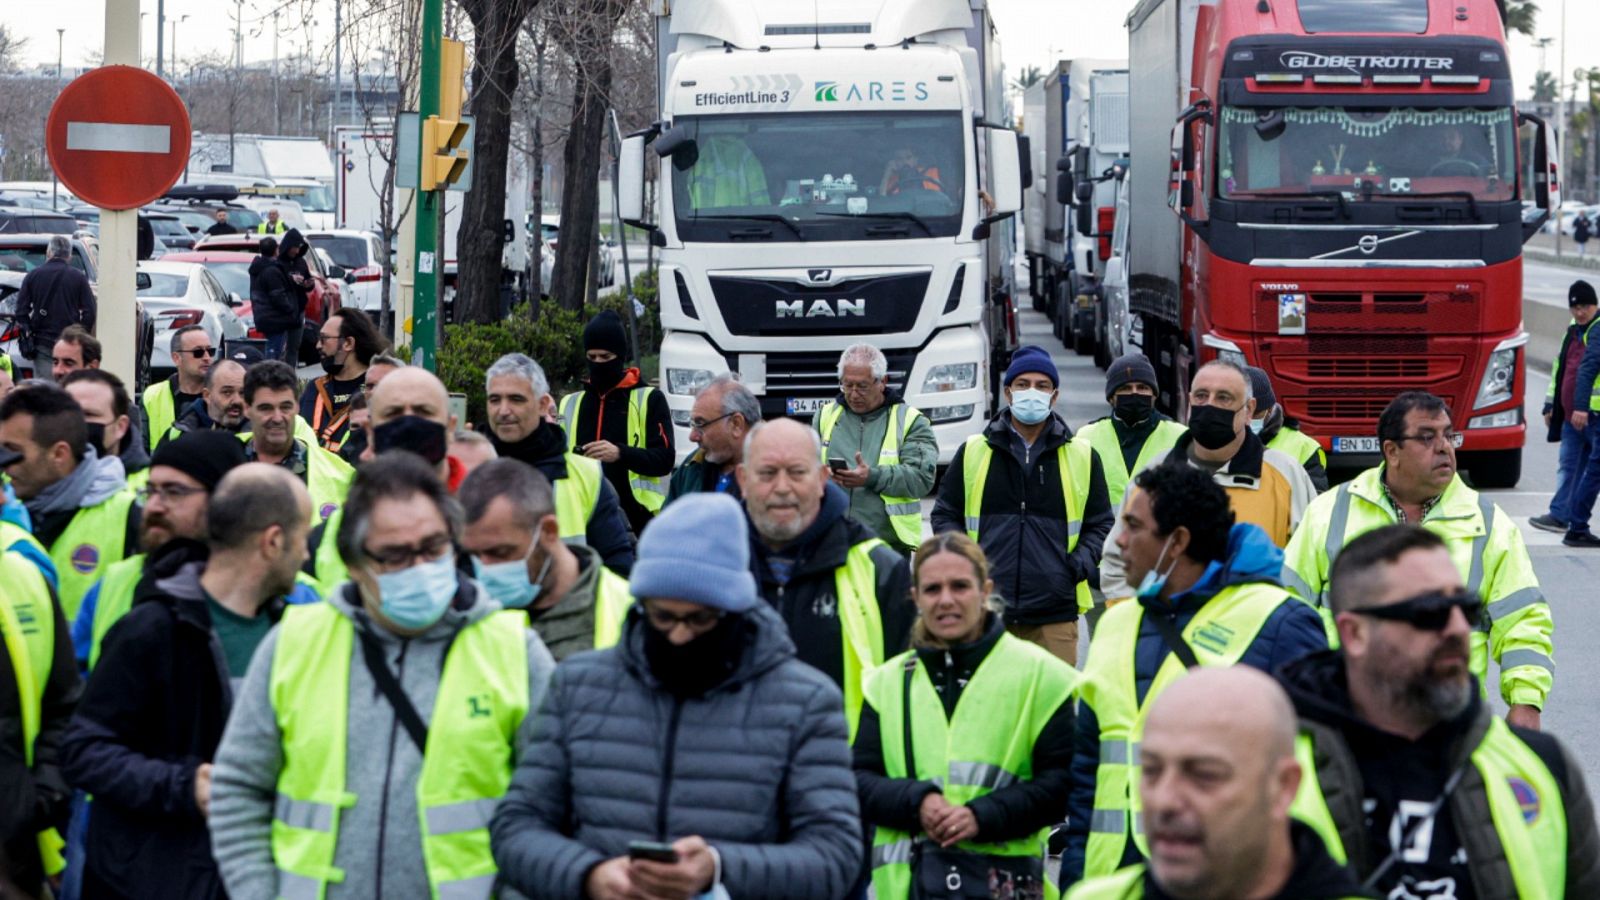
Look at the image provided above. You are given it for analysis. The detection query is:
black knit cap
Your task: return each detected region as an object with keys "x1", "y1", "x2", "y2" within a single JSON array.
[
  {"x1": 148, "y1": 430, "x2": 249, "y2": 492},
  {"x1": 1246, "y1": 365, "x2": 1276, "y2": 409},
  {"x1": 1103, "y1": 353, "x2": 1158, "y2": 399},
  {"x1": 1571, "y1": 280, "x2": 1598, "y2": 309},
  {"x1": 582, "y1": 309, "x2": 629, "y2": 358}
]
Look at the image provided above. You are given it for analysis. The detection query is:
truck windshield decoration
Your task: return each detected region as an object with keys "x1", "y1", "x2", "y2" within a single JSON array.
[
  {"x1": 1219, "y1": 106, "x2": 1515, "y2": 201},
  {"x1": 671, "y1": 111, "x2": 965, "y2": 242}
]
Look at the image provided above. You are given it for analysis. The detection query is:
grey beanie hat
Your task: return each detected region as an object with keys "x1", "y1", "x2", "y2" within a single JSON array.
[{"x1": 630, "y1": 492, "x2": 758, "y2": 612}]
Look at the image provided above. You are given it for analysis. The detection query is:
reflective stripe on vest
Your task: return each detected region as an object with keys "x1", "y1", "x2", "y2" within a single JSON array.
[
  {"x1": 555, "y1": 454, "x2": 603, "y2": 542},
  {"x1": 268, "y1": 603, "x2": 529, "y2": 899},
  {"x1": 1076, "y1": 584, "x2": 1289, "y2": 878},
  {"x1": 864, "y1": 634, "x2": 1078, "y2": 900},
  {"x1": 961, "y1": 435, "x2": 1094, "y2": 612},
  {"x1": 1075, "y1": 419, "x2": 1186, "y2": 510},
  {"x1": 49, "y1": 489, "x2": 136, "y2": 621},
  {"x1": 592, "y1": 568, "x2": 634, "y2": 650},
  {"x1": 1291, "y1": 717, "x2": 1566, "y2": 896},
  {"x1": 837, "y1": 539, "x2": 887, "y2": 743},
  {"x1": 816, "y1": 401, "x2": 927, "y2": 548},
  {"x1": 88, "y1": 553, "x2": 146, "y2": 670},
  {"x1": 142, "y1": 380, "x2": 176, "y2": 453},
  {"x1": 0, "y1": 551, "x2": 68, "y2": 876},
  {"x1": 557, "y1": 388, "x2": 668, "y2": 514}
]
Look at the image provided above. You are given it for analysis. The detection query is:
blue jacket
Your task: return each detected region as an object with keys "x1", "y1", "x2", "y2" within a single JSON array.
[
  {"x1": 1574, "y1": 320, "x2": 1600, "y2": 414},
  {"x1": 1061, "y1": 524, "x2": 1328, "y2": 884}
]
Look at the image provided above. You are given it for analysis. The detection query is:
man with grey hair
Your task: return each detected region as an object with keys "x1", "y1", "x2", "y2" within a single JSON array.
[
  {"x1": 666, "y1": 372, "x2": 761, "y2": 505},
  {"x1": 483, "y1": 352, "x2": 635, "y2": 573},
  {"x1": 1099, "y1": 358, "x2": 1317, "y2": 600},
  {"x1": 210, "y1": 452, "x2": 556, "y2": 899},
  {"x1": 16, "y1": 234, "x2": 95, "y2": 381},
  {"x1": 812, "y1": 343, "x2": 936, "y2": 555},
  {"x1": 740, "y1": 417, "x2": 912, "y2": 738}
]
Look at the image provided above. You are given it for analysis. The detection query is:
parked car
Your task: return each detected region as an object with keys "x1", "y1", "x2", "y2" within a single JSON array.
[
  {"x1": 536, "y1": 214, "x2": 615, "y2": 288},
  {"x1": 135, "y1": 260, "x2": 247, "y2": 378},
  {"x1": 0, "y1": 208, "x2": 78, "y2": 236},
  {"x1": 143, "y1": 211, "x2": 198, "y2": 251},
  {"x1": 194, "y1": 233, "x2": 341, "y2": 362},
  {"x1": 0, "y1": 234, "x2": 153, "y2": 390},
  {"x1": 306, "y1": 229, "x2": 386, "y2": 312}
]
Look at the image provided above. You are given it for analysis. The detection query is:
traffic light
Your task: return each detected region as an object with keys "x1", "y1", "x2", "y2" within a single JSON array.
[{"x1": 421, "y1": 37, "x2": 469, "y2": 191}]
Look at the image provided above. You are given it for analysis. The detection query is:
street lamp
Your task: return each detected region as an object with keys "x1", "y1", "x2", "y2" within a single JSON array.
[
  {"x1": 171, "y1": 14, "x2": 190, "y2": 81},
  {"x1": 55, "y1": 29, "x2": 64, "y2": 80}
]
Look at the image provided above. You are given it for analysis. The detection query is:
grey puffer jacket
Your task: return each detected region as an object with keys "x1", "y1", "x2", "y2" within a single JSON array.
[{"x1": 490, "y1": 602, "x2": 864, "y2": 899}]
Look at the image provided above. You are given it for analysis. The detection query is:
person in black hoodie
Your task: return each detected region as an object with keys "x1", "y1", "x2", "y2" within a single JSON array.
[
  {"x1": 248, "y1": 236, "x2": 297, "y2": 362},
  {"x1": 484, "y1": 352, "x2": 635, "y2": 573},
  {"x1": 1277, "y1": 524, "x2": 1600, "y2": 900},
  {"x1": 743, "y1": 418, "x2": 913, "y2": 735},
  {"x1": 60, "y1": 464, "x2": 311, "y2": 900},
  {"x1": 1067, "y1": 666, "x2": 1371, "y2": 899},
  {"x1": 853, "y1": 532, "x2": 1074, "y2": 900}
]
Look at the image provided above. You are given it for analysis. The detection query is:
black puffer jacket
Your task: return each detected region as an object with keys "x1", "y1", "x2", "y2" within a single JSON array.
[
  {"x1": 60, "y1": 542, "x2": 285, "y2": 900},
  {"x1": 248, "y1": 251, "x2": 298, "y2": 335},
  {"x1": 16, "y1": 257, "x2": 96, "y2": 347},
  {"x1": 489, "y1": 603, "x2": 864, "y2": 899},
  {"x1": 930, "y1": 411, "x2": 1112, "y2": 624}
]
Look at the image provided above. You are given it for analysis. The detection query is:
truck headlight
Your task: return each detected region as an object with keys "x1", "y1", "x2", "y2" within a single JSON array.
[
  {"x1": 671, "y1": 409, "x2": 693, "y2": 427},
  {"x1": 923, "y1": 363, "x2": 978, "y2": 393},
  {"x1": 666, "y1": 368, "x2": 714, "y2": 396},
  {"x1": 926, "y1": 404, "x2": 977, "y2": 424},
  {"x1": 1467, "y1": 409, "x2": 1522, "y2": 429},
  {"x1": 1473, "y1": 348, "x2": 1517, "y2": 410}
]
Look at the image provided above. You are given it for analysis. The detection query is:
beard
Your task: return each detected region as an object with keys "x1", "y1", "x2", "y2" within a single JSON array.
[
  {"x1": 749, "y1": 501, "x2": 806, "y2": 544},
  {"x1": 1367, "y1": 631, "x2": 1473, "y2": 724}
]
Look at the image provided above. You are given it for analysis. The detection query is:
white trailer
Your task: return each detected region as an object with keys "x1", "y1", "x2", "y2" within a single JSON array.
[{"x1": 619, "y1": 0, "x2": 1026, "y2": 462}]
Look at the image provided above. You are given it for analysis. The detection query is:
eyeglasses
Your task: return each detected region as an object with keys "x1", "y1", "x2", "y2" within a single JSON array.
[
  {"x1": 1395, "y1": 429, "x2": 1464, "y2": 449},
  {"x1": 840, "y1": 379, "x2": 879, "y2": 394},
  {"x1": 643, "y1": 601, "x2": 724, "y2": 631},
  {"x1": 177, "y1": 346, "x2": 216, "y2": 359},
  {"x1": 138, "y1": 483, "x2": 207, "y2": 505},
  {"x1": 690, "y1": 412, "x2": 734, "y2": 431},
  {"x1": 361, "y1": 534, "x2": 453, "y2": 570},
  {"x1": 1353, "y1": 590, "x2": 1482, "y2": 631},
  {"x1": 317, "y1": 333, "x2": 343, "y2": 345}
]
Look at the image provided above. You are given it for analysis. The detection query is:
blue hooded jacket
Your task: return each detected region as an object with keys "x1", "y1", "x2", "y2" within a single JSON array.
[{"x1": 1061, "y1": 523, "x2": 1329, "y2": 884}]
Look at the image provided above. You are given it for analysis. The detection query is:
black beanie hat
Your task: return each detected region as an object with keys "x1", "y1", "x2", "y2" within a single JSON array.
[
  {"x1": 148, "y1": 430, "x2": 249, "y2": 492},
  {"x1": 1570, "y1": 280, "x2": 1598, "y2": 308},
  {"x1": 1103, "y1": 353, "x2": 1158, "y2": 399},
  {"x1": 1245, "y1": 365, "x2": 1276, "y2": 410},
  {"x1": 582, "y1": 310, "x2": 629, "y2": 358}
]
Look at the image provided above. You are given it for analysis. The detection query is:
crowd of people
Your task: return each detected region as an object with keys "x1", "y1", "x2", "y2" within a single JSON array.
[{"x1": 0, "y1": 284, "x2": 1588, "y2": 900}]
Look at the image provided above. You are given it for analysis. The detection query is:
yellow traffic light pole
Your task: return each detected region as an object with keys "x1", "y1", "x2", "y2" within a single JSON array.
[{"x1": 410, "y1": 0, "x2": 468, "y2": 369}]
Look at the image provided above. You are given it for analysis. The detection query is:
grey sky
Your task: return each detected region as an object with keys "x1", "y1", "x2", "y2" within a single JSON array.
[{"x1": 12, "y1": 0, "x2": 1600, "y2": 100}]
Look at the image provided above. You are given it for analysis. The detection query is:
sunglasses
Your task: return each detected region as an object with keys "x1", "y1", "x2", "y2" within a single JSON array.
[
  {"x1": 642, "y1": 601, "x2": 724, "y2": 631},
  {"x1": 1354, "y1": 590, "x2": 1482, "y2": 631},
  {"x1": 177, "y1": 346, "x2": 216, "y2": 359}
]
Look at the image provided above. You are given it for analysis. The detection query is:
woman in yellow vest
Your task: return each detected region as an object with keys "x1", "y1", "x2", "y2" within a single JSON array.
[{"x1": 854, "y1": 532, "x2": 1078, "y2": 900}]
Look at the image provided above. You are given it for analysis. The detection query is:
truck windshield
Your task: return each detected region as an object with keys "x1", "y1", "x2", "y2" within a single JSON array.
[
  {"x1": 1218, "y1": 106, "x2": 1516, "y2": 202},
  {"x1": 671, "y1": 111, "x2": 965, "y2": 241}
]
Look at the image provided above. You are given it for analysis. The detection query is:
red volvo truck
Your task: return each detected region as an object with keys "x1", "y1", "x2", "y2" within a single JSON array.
[{"x1": 1126, "y1": 0, "x2": 1558, "y2": 486}]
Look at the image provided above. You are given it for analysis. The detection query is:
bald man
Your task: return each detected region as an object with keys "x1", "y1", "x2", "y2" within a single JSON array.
[
  {"x1": 362, "y1": 365, "x2": 461, "y2": 486},
  {"x1": 741, "y1": 417, "x2": 912, "y2": 737},
  {"x1": 1068, "y1": 667, "x2": 1368, "y2": 899}
]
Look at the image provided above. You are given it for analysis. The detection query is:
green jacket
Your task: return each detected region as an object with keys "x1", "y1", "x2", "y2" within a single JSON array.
[{"x1": 812, "y1": 392, "x2": 937, "y2": 552}]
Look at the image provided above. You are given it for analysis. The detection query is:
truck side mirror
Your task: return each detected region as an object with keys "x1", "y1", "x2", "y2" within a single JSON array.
[
  {"x1": 654, "y1": 125, "x2": 698, "y2": 171},
  {"x1": 1017, "y1": 135, "x2": 1033, "y2": 197},
  {"x1": 1077, "y1": 202, "x2": 1094, "y2": 240},
  {"x1": 619, "y1": 135, "x2": 649, "y2": 227},
  {"x1": 986, "y1": 128, "x2": 1023, "y2": 219},
  {"x1": 1519, "y1": 111, "x2": 1558, "y2": 240},
  {"x1": 1057, "y1": 172, "x2": 1074, "y2": 206}
]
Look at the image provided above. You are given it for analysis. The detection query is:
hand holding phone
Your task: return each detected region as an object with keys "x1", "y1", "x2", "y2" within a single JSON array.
[
  {"x1": 628, "y1": 840, "x2": 681, "y2": 864},
  {"x1": 828, "y1": 457, "x2": 849, "y2": 472}
]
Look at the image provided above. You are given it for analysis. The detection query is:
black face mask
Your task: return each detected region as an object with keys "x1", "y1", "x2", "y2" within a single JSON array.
[
  {"x1": 339, "y1": 426, "x2": 369, "y2": 465},
  {"x1": 320, "y1": 350, "x2": 346, "y2": 376},
  {"x1": 373, "y1": 415, "x2": 448, "y2": 466},
  {"x1": 1188, "y1": 404, "x2": 1241, "y2": 450},
  {"x1": 643, "y1": 613, "x2": 746, "y2": 697},
  {"x1": 84, "y1": 422, "x2": 109, "y2": 454},
  {"x1": 1113, "y1": 394, "x2": 1155, "y2": 427},
  {"x1": 587, "y1": 357, "x2": 626, "y2": 393}
]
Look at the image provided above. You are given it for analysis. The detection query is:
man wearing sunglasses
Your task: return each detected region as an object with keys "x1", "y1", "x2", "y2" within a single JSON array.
[
  {"x1": 1284, "y1": 391, "x2": 1551, "y2": 731},
  {"x1": 139, "y1": 325, "x2": 215, "y2": 453},
  {"x1": 1278, "y1": 524, "x2": 1600, "y2": 899},
  {"x1": 664, "y1": 373, "x2": 761, "y2": 506}
]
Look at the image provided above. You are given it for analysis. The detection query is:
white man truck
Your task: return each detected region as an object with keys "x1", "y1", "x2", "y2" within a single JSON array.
[
  {"x1": 1021, "y1": 61, "x2": 1129, "y2": 368},
  {"x1": 618, "y1": 0, "x2": 1026, "y2": 462}
]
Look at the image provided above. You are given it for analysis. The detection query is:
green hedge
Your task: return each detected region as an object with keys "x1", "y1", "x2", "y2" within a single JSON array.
[{"x1": 437, "y1": 270, "x2": 661, "y2": 426}]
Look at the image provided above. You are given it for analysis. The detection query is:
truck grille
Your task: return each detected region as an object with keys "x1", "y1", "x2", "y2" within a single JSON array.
[
  {"x1": 709, "y1": 272, "x2": 930, "y2": 338},
  {"x1": 1273, "y1": 357, "x2": 1461, "y2": 381}
]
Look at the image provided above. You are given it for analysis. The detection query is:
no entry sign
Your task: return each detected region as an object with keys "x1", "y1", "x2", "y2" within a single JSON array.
[{"x1": 45, "y1": 66, "x2": 192, "y2": 210}]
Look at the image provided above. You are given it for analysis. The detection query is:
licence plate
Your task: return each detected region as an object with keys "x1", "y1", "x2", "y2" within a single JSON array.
[
  {"x1": 1332, "y1": 437, "x2": 1380, "y2": 454},
  {"x1": 785, "y1": 397, "x2": 828, "y2": 416}
]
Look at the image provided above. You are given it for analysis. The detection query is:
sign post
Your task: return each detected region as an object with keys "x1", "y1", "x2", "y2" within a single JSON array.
[{"x1": 410, "y1": 0, "x2": 444, "y2": 370}]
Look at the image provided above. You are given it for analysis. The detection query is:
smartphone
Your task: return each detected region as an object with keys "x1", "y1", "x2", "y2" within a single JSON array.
[
  {"x1": 628, "y1": 840, "x2": 680, "y2": 864},
  {"x1": 828, "y1": 457, "x2": 849, "y2": 472}
]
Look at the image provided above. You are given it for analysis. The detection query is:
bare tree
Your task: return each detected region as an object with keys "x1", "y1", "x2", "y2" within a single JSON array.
[
  {"x1": 453, "y1": 0, "x2": 542, "y2": 324},
  {"x1": 0, "y1": 25, "x2": 28, "y2": 74}
]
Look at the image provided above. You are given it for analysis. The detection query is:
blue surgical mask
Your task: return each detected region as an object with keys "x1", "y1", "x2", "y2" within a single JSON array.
[
  {"x1": 1010, "y1": 389, "x2": 1054, "y2": 425},
  {"x1": 474, "y1": 542, "x2": 553, "y2": 610},
  {"x1": 375, "y1": 554, "x2": 459, "y2": 630},
  {"x1": 1136, "y1": 535, "x2": 1178, "y2": 601},
  {"x1": 1249, "y1": 417, "x2": 1265, "y2": 435}
]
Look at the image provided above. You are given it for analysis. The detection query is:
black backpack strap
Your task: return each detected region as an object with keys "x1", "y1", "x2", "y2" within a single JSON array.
[
  {"x1": 902, "y1": 655, "x2": 918, "y2": 779},
  {"x1": 1149, "y1": 611, "x2": 1201, "y2": 670},
  {"x1": 356, "y1": 625, "x2": 431, "y2": 753}
]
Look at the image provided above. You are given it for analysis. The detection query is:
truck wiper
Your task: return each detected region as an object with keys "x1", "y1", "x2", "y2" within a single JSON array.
[
  {"x1": 1246, "y1": 190, "x2": 1352, "y2": 219},
  {"x1": 815, "y1": 210, "x2": 934, "y2": 236},
  {"x1": 691, "y1": 214, "x2": 804, "y2": 240},
  {"x1": 1371, "y1": 191, "x2": 1480, "y2": 220}
]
